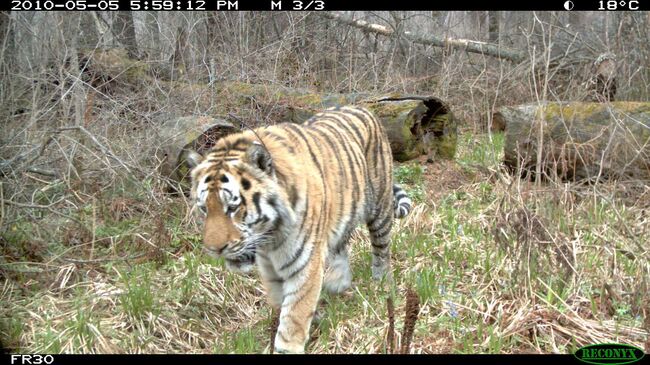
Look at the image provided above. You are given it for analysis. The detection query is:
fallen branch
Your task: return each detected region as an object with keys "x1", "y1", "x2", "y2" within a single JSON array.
[
  {"x1": 26, "y1": 167, "x2": 58, "y2": 177},
  {"x1": 386, "y1": 295, "x2": 396, "y2": 354},
  {"x1": 58, "y1": 126, "x2": 135, "y2": 174},
  {"x1": 2, "y1": 197, "x2": 65, "y2": 209},
  {"x1": 59, "y1": 252, "x2": 147, "y2": 264},
  {"x1": 319, "y1": 12, "x2": 525, "y2": 63},
  {"x1": 269, "y1": 309, "x2": 280, "y2": 354},
  {"x1": 400, "y1": 288, "x2": 421, "y2": 354}
]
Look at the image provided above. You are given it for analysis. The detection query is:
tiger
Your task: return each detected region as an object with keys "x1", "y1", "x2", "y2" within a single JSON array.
[{"x1": 185, "y1": 105, "x2": 412, "y2": 353}]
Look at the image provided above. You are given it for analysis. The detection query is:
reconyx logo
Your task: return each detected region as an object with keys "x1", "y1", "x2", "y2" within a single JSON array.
[{"x1": 574, "y1": 343, "x2": 645, "y2": 365}]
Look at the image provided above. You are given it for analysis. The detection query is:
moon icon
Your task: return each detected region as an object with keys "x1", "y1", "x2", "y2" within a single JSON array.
[{"x1": 564, "y1": 0, "x2": 574, "y2": 10}]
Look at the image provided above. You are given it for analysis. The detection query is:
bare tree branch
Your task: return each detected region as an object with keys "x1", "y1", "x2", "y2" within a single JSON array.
[{"x1": 318, "y1": 12, "x2": 525, "y2": 63}]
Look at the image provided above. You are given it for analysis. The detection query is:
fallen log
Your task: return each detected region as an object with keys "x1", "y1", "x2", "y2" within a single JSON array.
[
  {"x1": 245, "y1": 90, "x2": 457, "y2": 162},
  {"x1": 73, "y1": 49, "x2": 457, "y2": 184},
  {"x1": 157, "y1": 93, "x2": 456, "y2": 191},
  {"x1": 495, "y1": 102, "x2": 650, "y2": 181},
  {"x1": 154, "y1": 116, "x2": 238, "y2": 193}
]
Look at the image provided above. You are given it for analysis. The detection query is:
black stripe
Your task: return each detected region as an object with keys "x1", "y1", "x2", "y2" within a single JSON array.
[
  {"x1": 218, "y1": 157, "x2": 241, "y2": 162},
  {"x1": 318, "y1": 122, "x2": 361, "y2": 228},
  {"x1": 263, "y1": 130, "x2": 289, "y2": 143},
  {"x1": 305, "y1": 125, "x2": 348, "y2": 233},
  {"x1": 301, "y1": 128, "x2": 333, "y2": 243},
  {"x1": 211, "y1": 145, "x2": 247, "y2": 155},
  {"x1": 269, "y1": 195, "x2": 309, "y2": 252},
  {"x1": 315, "y1": 114, "x2": 365, "y2": 148},
  {"x1": 279, "y1": 240, "x2": 307, "y2": 271},
  {"x1": 282, "y1": 124, "x2": 328, "y2": 241},
  {"x1": 375, "y1": 138, "x2": 388, "y2": 202},
  {"x1": 282, "y1": 282, "x2": 314, "y2": 309},
  {"x1": 283, "y1": 124, "x2": 325, "y2": 180},
  {"x1": 369, "y1": 214, "x2": 391, "y2": 233},
  {"x1": 278, "y1": 331, "x2": 290, "y2": 343},
  {"x1": 267, "y1": 195, "x2": 278, "y2": 209},
  {"x1": 312, "y1": 114, "x2": 364, "y2": 146},
  {"x1": 345, "y1": 106, "x2": 377, "y2": 126},
  {"x1": 249, "y1": 214, "x2": 269, "y2": 226},
  {"x1": 371, "y1": 240, "x2": 390, "y2": 249},
  {"x1": 288, "y1": 316, "x2": 303, "y2": 330},
  {"x1": 241, "y1": 178, "x2": 251, "y2": 190},
  {"x1": 283, "y1": 287, "x2": 301, "y2": 298},
  {"x1": 395, "y1": 192, "x2": 407, "y2": 201},
  {"x1": 340, "y1": 107, "x2": 373, "y2": 135},
  {"x1": 289, "y1": 184, "x2": 299, "y2": 209},
  {"x1": 271, "y1": 215, "x2": 283, "y2": 232},
  {"x1": 214, "y1": 137, "x2": 250, "y2": 152},
  {"x1": 240, "y1": 194, "x2": 247, "y2": 207},
  {"x1": 281, "y1": 246, "x2": 313, "y2": 282},
  {"x1": 371, "y1": 221, "x2": 392, "y2": 239},
  {"x1": 274, "y1": 167, "x2": 288, "y2": 187},
  {"x1": 252, "y1": 192, "x2": 262, "y2": 214},
  {"x1": 333, "y1": 229, "x2": 352, "y2": 255}
]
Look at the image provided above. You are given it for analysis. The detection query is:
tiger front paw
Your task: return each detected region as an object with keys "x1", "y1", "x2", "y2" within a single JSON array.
[{"x1": 273, "y1": 331, "x2": 307, "y2": 354}]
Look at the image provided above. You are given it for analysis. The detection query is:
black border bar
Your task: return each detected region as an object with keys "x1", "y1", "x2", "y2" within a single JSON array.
[
  {"x1": 1, "y1": 354, "x2": 584, "y2": 365},
  {"x1": 4, "y1": 0, "x2": 650, "y2": 11}
]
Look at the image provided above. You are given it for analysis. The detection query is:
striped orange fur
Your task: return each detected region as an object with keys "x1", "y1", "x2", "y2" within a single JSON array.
[{"x1": 187, "y1": 105, "x2": 412, "y2": 353}]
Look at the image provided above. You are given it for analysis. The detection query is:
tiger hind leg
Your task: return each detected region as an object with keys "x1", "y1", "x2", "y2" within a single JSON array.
[{"x1": 367, "y1": 208, "x2": 394, "y2": 281}]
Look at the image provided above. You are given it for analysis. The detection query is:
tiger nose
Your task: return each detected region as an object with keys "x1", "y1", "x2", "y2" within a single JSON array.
[
  {"x1": 218, "y1": 243, "x2": 229, "y2": 255},
  {"x1": 204, "y1": 242, "x2": 229, "y2": 256}
]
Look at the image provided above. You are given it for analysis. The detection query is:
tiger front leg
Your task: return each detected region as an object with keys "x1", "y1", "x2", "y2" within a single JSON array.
[
  {"x1": 258, "y1": 254, "x2": 285, "y2": 309},
  {"x1": 273, "y1": 257, "x2": 323, "y2": 354}
]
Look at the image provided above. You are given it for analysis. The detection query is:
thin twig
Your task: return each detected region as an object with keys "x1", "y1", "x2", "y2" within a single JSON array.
[{"x1": 59, "y1": 253, "x2": 147, "y2": 264}]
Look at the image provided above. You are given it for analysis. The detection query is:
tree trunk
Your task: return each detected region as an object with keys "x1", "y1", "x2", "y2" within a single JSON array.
[
  {"x1": 79, "y1": 12, "x2": 100, "y2": 48},
  {"x1": 0, "y1": 11, "x2": 15, "y2": 107},
  {"x1": 495, "y1": 102, "x2": 650, "y2": 181},
  {"x1": 488, "y1": 11, "x2": 499, "y2": 43},
  {"x1": 112, "y1": 12, "x2": 139, "y2": 59}
]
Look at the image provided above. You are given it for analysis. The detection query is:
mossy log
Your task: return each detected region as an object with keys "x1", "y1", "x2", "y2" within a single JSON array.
[
  {"x1": 155, "y1": 116, "x2": 237, "y2": 192},
  {"x1": 158, "y1": 93, "x2": 456, "y2": 191},
  {"x1": 78, "y1": 49, "x2": 457, "y2": 183},
  {"x1": 495, "y1": 102, "x2": 650, "y2": 181},
  {"x1": 253, "y1": 93, "x2": 457, "y2": 162}
]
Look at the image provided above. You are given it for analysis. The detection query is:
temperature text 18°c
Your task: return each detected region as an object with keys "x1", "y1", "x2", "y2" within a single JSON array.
[{"x1": 598, "y1": 0, "x2": 640, "y2": 10}]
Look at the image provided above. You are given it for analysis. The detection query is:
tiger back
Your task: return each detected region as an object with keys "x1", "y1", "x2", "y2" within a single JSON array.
[{"x1": 187, "y1": 105, "x2": 412, "y2": 353}]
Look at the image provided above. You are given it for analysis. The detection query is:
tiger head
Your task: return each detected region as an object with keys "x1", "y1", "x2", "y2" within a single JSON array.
[{"x1": 185, "y1": 138, "x2": 291, "y2": 273}]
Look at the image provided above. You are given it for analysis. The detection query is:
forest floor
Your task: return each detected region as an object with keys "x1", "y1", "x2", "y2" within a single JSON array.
[{"x1": 1, "y1": 131, "x2": 649, "y2": 354}]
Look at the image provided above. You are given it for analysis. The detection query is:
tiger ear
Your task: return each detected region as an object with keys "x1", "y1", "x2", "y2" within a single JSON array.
[
  {"x1": 246, "y1": 141, "x2": 273, "y2": 174},
  {"x1": 183, "y1": 149, "x2": 204, "y2": 168}
]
